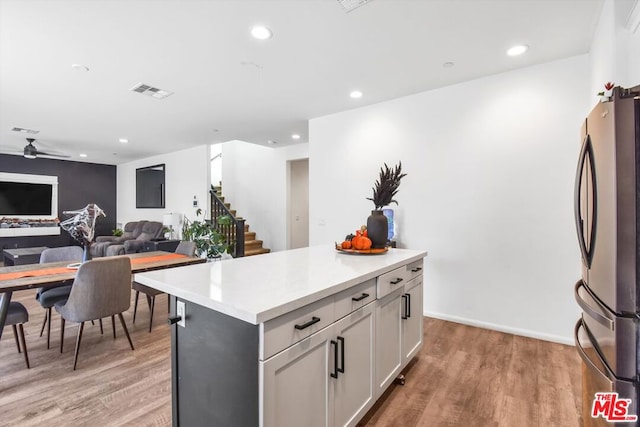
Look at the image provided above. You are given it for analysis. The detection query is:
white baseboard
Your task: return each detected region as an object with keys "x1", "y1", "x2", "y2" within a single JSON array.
[{"x1": 423, "y1": 310, "x2": 574, "y2": 346}]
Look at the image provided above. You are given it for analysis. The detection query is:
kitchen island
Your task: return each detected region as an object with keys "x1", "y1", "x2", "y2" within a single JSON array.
[{"x1": 135, "y1": 245, "x2": 427, "y2": 427}]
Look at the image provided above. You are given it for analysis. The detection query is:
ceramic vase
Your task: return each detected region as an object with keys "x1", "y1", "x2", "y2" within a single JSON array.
[
  {"x1": 82, "y1": 243, "x2": 92, "y2": 262},
  {"x1": 367, "y1": 210, "x2": 388, "y2": 249}
]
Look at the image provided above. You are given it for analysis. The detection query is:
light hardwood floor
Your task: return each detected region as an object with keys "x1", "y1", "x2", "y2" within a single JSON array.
[{"x1": 1, "y1": 290, "x2": 581, "y2": 426}]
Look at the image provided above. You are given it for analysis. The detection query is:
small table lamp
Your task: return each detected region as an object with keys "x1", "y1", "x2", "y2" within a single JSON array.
[{"x1": 163, "y1": 213, "x2": 179, "y2": 240}]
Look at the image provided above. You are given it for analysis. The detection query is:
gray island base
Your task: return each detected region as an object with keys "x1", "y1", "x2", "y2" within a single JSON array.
[{"x1": 136, "y1": 245, "x2": 427, "y2": 427}]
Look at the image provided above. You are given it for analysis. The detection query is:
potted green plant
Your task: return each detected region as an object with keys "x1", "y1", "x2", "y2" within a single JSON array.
[
  {"x1": 112, "y1": 228, "x2": 123, "y2": 237},
  {"x1": 366, "y1": 162, "x2": 407, "y2": 248},
  {"x1": 182, "y1": 209, "x2": 232, "y2": 259}
]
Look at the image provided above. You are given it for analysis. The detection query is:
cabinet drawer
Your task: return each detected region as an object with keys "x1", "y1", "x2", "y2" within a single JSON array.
[
  {"x1": 334, "y1": 278, "x2": 377, "y2": 320},
  {"x1": 261, "y1": 296, "x2": 335, "y2": 360},
  {"x1": 406, "y1": 259, "x2": 424, "y2": 280},
  {"x1": 377, "y1": 266, "x2": 408, "y2": 299},
  {"x1": 404, "y1": 275, "x2": 422, "y2": 292}
]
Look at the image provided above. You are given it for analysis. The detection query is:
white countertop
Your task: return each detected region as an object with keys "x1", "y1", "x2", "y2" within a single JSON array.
[{"x1": 134, "y1": 245, "x2": 427, "y2": 324}]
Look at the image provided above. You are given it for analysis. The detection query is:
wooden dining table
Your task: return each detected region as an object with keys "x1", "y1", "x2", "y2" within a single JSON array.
[{"x1": 0, "y1": 251, "x2": 206, "y2": 340}]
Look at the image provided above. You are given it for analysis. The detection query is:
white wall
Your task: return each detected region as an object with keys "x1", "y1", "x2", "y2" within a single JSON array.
[
  {"x1": 309, "y1": 56, "x2": 589, "y2": 344},
  {"x1": 590, "y1": 0, "x2": 640, "y2": 93},
  {"x1": 117, "y1": 145, "x2": 210, "y2": 230},
  {"x1": 222, "y1": 141, "x2": 309, "y2": 252}
]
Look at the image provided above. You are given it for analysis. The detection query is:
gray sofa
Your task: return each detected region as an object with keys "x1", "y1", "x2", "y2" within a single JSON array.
[{"x1": 91, "y1": 220, "x2": 164, "y2": 257}]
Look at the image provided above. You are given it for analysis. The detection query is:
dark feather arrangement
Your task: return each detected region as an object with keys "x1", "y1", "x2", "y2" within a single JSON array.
[{"x1": 367, "y1": 162, "x2": 407, "y2": 210}]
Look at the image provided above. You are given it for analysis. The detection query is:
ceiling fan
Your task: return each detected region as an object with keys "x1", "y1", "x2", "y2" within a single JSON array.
[{"x1": 22, "y1": 138, "x2": 70, "y2": 159}]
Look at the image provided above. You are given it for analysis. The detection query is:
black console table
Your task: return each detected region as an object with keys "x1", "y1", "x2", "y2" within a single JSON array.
[
  {"x1": 3, "y1": 246, "x2": 49, "y2": 266},
  {"x1": 142, "y1": 239, "x2": 181, "y2": 253}
]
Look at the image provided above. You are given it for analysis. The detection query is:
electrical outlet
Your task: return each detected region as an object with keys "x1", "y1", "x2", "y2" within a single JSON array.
[{"x1": 176, "y1": 300, "x2": 186, "y2": 328}]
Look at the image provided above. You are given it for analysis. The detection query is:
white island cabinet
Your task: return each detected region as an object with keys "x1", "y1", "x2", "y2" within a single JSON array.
[{"x1": 135, "y1": 245, "x2": 427, "y2": 427}]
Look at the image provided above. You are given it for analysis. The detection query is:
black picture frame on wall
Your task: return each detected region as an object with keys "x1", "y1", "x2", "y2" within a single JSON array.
[{"x1": 136, "y1": 164, "x2": 165, "y2": 208}]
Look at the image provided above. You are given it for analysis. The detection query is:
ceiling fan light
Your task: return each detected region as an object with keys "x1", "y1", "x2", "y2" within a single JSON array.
[{"x1": 24, "y1": 144, "x2": 37, "y2": 158}]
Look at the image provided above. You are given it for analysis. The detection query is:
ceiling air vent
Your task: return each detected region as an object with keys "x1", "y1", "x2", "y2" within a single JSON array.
[
  {"x1": 337, "y1": 0, "x2": 373, "y2": 13},
  {"x1": 130, "y1": 83, "x2": 174, "y2": 99},
  {"x1": 11, "y1": 127, "x2": 39, "y2": 134}
]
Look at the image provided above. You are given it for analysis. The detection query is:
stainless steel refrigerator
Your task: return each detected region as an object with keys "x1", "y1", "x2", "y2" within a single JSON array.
[{"x1": 574, "y1": 85, "x2": 640, "y2": 427}]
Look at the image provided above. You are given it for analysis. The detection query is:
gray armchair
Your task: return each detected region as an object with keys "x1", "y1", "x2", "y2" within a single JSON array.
[
  {"x1": 55, "y1": 257, "x2": 135, "y2": 370},
  {"x1": 95, "y1": 221, "x2": 145, "y2": 244},
  {"x1": 91, "y1": 220, "x2": 164, "y2": 257},
  {"x1": 123, "y1": 221, "x2": 165, "y2": 254}
]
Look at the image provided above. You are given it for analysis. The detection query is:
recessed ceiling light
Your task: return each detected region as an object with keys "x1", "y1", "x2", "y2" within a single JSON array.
[
  {"x1": 291, "y1": 134, "x2": 301, "y2": 140},
  {"x1": 507, "y1": 45, "x2": 528, "y2": 56},
  {"x1": 443, "y1": 62, "x2": 455, "y2": 68},
  {"x1": 251, "y1": 25, "x2": 272, "y2": 40},
  {"x1": 350, "y1": 90, "x2": 363, "y2": 99},
  {"x1": 119, "y1": 138, "x2": 129, "y2": 144},
  {"x1": 71, "y1": 64, "x2": 89, "y2": 72},
  {"x1": 267, "y1": 140, "x2": 277, "y2": 145},
  {"x1": 79, "y1": 153, "x2": 88, "y2": 158}
]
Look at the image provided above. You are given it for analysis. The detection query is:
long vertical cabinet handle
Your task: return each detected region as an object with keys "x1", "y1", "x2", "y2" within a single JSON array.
[
  {"x1": 337, "y1": 336, "x2": 345, "y2": 374},
  {"x1": 401, "y1": 294, "x2": 409, "y2": 320},
  {"x1": 406, "y1": 293, "x2": 411, "y2": 318},
  {"x1": 574, "y1": 135, "x2": 593, "y2": 268},
  {"x1": 330, "y1": 340, "x2": 339, "y2": 378}
]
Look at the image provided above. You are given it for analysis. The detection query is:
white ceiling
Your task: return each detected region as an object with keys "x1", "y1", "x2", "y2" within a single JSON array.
[{"x1": 0, "y1": 0, "x2": 603, "y2": 165}]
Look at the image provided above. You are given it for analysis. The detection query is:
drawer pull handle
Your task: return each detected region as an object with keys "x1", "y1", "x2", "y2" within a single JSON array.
[
  {"x1": 352, "y1": 293, "x2": 370, "y2": 302},
  {"x1": 390, "y1": 278, "x2": 403, "y2": 285},
  {"x1": 411, "y1": 267, "x2": 422, "y2": 273},
  {"x1": 294, "y1": 316, "x2": 320, "y2": 330}
]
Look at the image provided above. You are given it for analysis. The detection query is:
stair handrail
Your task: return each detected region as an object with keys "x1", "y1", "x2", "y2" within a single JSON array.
[{"x1": 210, "y1": 189, "x2": 245, "y2": 257}]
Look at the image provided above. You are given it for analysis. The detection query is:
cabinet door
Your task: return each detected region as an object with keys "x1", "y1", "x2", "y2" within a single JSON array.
[
  {"x1": 333, "y1": 303, "x2": 375, "y2": 427},
  {"x1": 374, "y1": 287, "x2": 403, "y2": 397},
  {"x1": 260, "y1": 325, "x2": 335, "y2": 427},
  {"x1": 402, "y1": 277, "x2": 423, "y2": 362}
]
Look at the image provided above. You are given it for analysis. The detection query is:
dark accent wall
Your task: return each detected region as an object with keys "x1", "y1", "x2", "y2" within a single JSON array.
[{"x1": 0, "y1": 154, "x2": 116, "y2": 250}]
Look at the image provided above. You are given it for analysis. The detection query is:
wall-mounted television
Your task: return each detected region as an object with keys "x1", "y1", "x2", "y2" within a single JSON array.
[
  {"x1": 136, "y1": 164, "x2": 165, "y2": 208},
  {"x1": 0, "y1": 172, "x2": 58, "y2": 219}
]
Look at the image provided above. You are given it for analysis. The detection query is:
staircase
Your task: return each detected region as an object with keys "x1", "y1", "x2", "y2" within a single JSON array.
[{"x1": 211, "y1": 186, "x2": 270, "y2": 257}]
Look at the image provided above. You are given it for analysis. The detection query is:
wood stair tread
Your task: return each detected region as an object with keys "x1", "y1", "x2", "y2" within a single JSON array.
[{"x1": 244, "y1": 248, "x2": 271, "y2": 256}]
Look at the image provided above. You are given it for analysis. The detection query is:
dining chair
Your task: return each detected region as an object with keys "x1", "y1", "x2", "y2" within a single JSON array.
[
  {"x1": 55, "y1": 257, "x2": 135, "y2": 370},
  {"x1": 37, "y1": 246, "x2": 83, "y2": 349},
  {"x1": 2, "y1": 302, "x2": 31, "y2": 368},
  {"x1": 132, "y1": 241, "x2": 196, "y2": 332}
]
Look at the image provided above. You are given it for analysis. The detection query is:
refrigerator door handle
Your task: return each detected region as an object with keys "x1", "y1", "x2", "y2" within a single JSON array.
[
  {"x1": 574, "y1": 280, "x2": 614, "y2": 330},
  {"x1": 574, "y1": 135, "x2": 590, "y2": 267},
  {"x1": 574, "y1": 319, "x2": 614, "y2": 389},
  {"x1": 573, "y1": 134, "x2": 597, "y2": 268}
]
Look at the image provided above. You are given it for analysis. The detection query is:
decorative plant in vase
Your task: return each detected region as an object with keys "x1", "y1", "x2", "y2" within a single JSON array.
[
  {"x1": 366, "y1": 162, "x2": 407, "y2": 248},
  {"x1": 182, "y1": 208, "x2": 232, "y2": 260},
  {"x1": 598, "y1": 82, "x2": 615, "y2": 102}
]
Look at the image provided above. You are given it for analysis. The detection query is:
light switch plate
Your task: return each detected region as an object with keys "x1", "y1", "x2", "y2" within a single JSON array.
[{"x1": 176, "y1": 300, "x2": 186, "y2": 327}]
